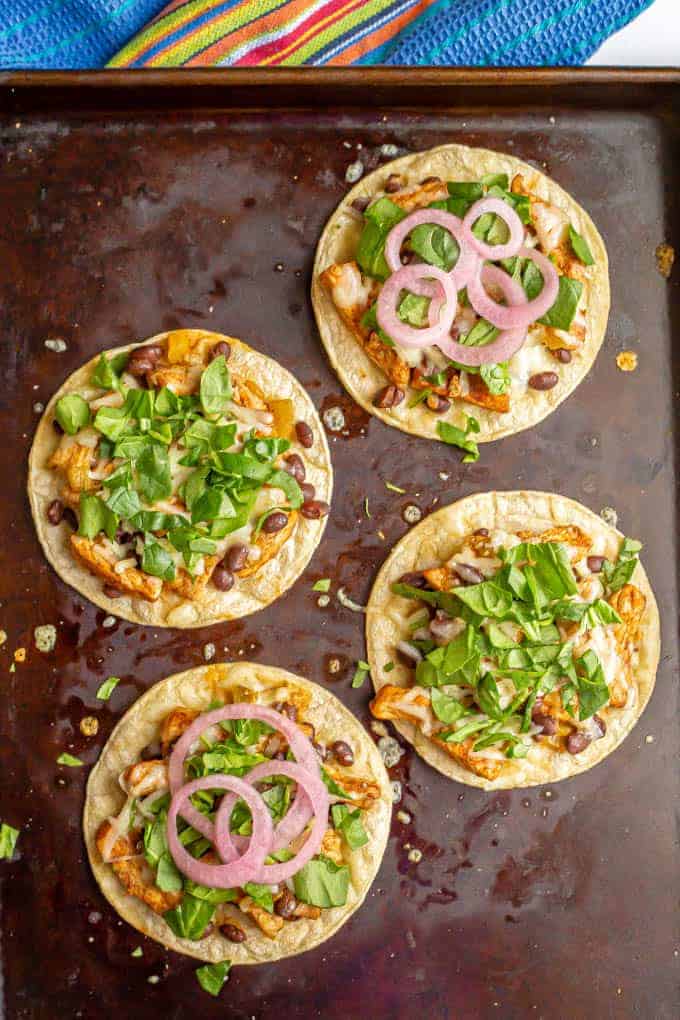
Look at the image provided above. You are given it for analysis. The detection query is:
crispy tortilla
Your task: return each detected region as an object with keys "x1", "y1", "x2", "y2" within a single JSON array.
[
  {"x1": 312, "y1": 144, "x2": 610, "y2": 443},
  {"x1": 84, "y1": 662, "x2": 392, "y2": 965},
  {"x1": 28, "y1": 330, "x2": 332, "y2": 627},
  {"x1": 366, "y1": 491, "x2": 660, "y2": 789}
]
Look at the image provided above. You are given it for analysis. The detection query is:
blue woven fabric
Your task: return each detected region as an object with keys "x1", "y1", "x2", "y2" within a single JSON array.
[
  {"x1": 376, "y1": 0, "x2": 657, "y2": 66},
  {"x1": 0, "y1": 0, "x2": 658, "y2": 69},
  {"x1": 0, "y1": 1, "x2": 166, "y2": 68}
]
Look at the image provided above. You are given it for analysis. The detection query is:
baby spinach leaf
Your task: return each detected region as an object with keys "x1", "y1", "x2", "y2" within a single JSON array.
[
  {"x1": 78, "y1": 493, "x2": 118, "y2": 541},
  {"x1": 91, "y1": 351, "x2": 128, "y2": 391},
  {"x1": 331, "y1": 804, "x2": 369, "y2": 850},
  {"x1": 460, "y1": 318, "x2": 499, "y2": 348},
  {"x1": 196, "y1": 961, "x2": 230, "y2": 997},
  {"x1": 575, "y1": 649, "x2": 609, "y2": 720},
  {"x1": 243, "y1": 882, "x2": 275, "y2": 913},
  {"x1": 267, "y1": 469, "x2": 303, "y2": 509},
  {"x1": 96, "y1": 676, "x2": 120, "y2": 700},
  {"x1": 184, "y1": 881, "x2": 239, "y2": 904},
  {"x1": 356, "y1": 197, "x2": 406, "y2": 280},
  {"x1": 480, "y1": 361, "x2": 510, "y2": 395},
  {"x1": 0, "y1": 823, "x2": 19, "y2": 860},
  {"x1": 398, "y1": 292, "x2": 431, "y2": 327},
  {"x1": 430, "y1": 687, "x2": 467, "y2": 724},
  {"x1": 602, "y1": 537, "x2": 642, "y2": 594},
  {"x1": 164, "y1": 895, "x2": 215, "y2": 941},
  {"x1": 200, "y1": 356, "x2": 232, "y2": 416},
  {"x1": 452, "y1": 580, "x2": 513, "y2": 619},
  {"x1": 137, "y1": 443, "x2": 172, "y2": 503},
  {"x1": 569, "y1": 225, "x2": 595, "y2": 266},
  {"x1": 293, "y1": 856, "x2": 350, "y2": 908},
  {"x1": 141, "y1": 537, "x2": 176, "y2": 581},
  {"x1": 408, "y1": 222, "x2": 459, "y2": 271},
  {"x1": 105, "y1": 485, "x2": 142, "y2": 520},
  {"x1": 437, "y1": 416, "x2": 480, "y2": 463},
  {"x1": 93, "y1": 406, "x2": 131, "y2": 442},
  {"x1": 538, "y1": 276, "x2": 583, "y2": 331},
  {"x1": 54, "y1": 394, "x2": 90, "y2": 435},
  {"x1": 156, "y1": 852, "x2": 183, "y2": 892}
]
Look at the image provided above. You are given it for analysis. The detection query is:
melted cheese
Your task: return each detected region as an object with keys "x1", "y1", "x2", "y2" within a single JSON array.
[
  {"x1": 509, "y1": 334, "x2": 554, "y2": 390},
  {"x1": 578, "y1": 626, "x2": 622, "y2": 687}
]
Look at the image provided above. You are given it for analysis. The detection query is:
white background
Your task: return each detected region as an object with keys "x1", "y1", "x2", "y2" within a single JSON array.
[{"x1": 588, "y1": 0, "x2": 680, "y2": 65}]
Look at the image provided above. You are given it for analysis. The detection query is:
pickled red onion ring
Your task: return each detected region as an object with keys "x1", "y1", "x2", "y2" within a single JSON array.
[
  {"x1": 216, "y1": 759, "x2": 314, "y2": 861},
  {"x1": 466, "y1": 246, "x2": 559, "y2": 330},
  {"x1": 383, "y1": 209, "x2": 479, "y2": 291},
  {"x1": 215, "y1": 760, "x2": 329, "y2": 885},
  {"x1": 168, "y1": 704, "x2": 319, "y2": 841},
  {"x1": 166, "y1": 774, "x2": 273, "y2": 889},
  {"x1": 436, "y1": 265, "x2": 528, "y2": 367},
  {"x1": 376, "y1": 265, "x2": 457, "y2": 349},
  {"x1": 463, "y1": 197, "x2": 525, "y2": 261}
]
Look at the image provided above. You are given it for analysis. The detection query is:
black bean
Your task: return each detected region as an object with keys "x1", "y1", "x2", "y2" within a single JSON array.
[
  {"x1": 126, "y1": 354, "x2": 155, "y2": 378},
  {"x1": 280, "y1": 702, "x2": 298, "y2": 722},
  {"x1": 212, "y1": 565, "x2": 235, "y2": 591},
  {"x1": 224, "y1": 544, "x2": 249, "y2": 572},
  {"x1": 115, "y1": 526, "x2": 133, "y2": 545},
  {"x1": 274, "y1": 888, "x2": 298, "y2": 919},
  {"x1": 384, "y1": 174, "x2": 403, "y2": 194},
  {"x1": 532, "y1": 713, "x2": 557, "y2": 736},
  {"x1": 453, "y1": 562, "x2": 484, "y2": 586},
  {"x1": 312, "y1": 740, "x2": 328, "y2": 761},
  {"x1": 295, "y1": 421, "x2": 313, "y2": 448},
  {"x1": 587, "y1": 555, "x2": 605, "y2": 574},
  {"x1": 352, "y1": 196, "x2": 370, "y2": 213},
  {"x1": 420, "y1": 176, "x2": 442, "y2": 185},
  {"x1": 47, "y1": 499, "x2": 64, "y2": 525},
  {"x1": 221, "y1": 923, "x2": 247, "y2": 943},
  {"x1": 52, "y1": 418, "x2": 64, "y2": 435},
  {"x1": 127, "y1": 344, "x2": 162, "y2": 378},
  {"x1": 264, "y1": 733, "x2": 287, "y2": 757},
  {"x1": 300, "y1": 500, "x2": 330, "y2": 520},
  {"x1": 528, "y1": 372, "x2": 559, "y2": 391},
  {"x1": 103, "y1": 584, "x2": 123, "y2": 599},
  {"x1": 398, "y1": 571, "x2": 427, "y2": 588},
  {"x1": 591, "y1": 714, "x2": 607, "y2": 738},
  {"x1": 474, "y1": 528, "x2": 489, "y2": 537},
  {"x1": 63, "y1": 507, "x2": 78, "y2": 531},
  {"x1": 140, "y1": 741, "x2": 162, "y2": 761},
  {"x1": 374, "y1": 385, "x2": 405, "y2": 409},
  {"x1": 330, "y1": 740, "x2": 354, "y2": 766},
  {"x1": 301, "y1": 482, "x2": 316, "y2": 502},
  {"x1": 283, "y1": 452, "x2": 306, "y2": 484},
  {"x1": 262, "y1": 511, "x2": 289, "y2": 534},
  {"x1": 210, "y1": 340, "x2": 231, "y2": 361},
  {"x1": 566, "y1": 731, "x2": 591, "y2": 755},
  {"x1": 426, "y1": 393, "x2": 451, "y2": 414},
  {"x1": 553, "y1": 348, "x2": 572, "y2": 364}
]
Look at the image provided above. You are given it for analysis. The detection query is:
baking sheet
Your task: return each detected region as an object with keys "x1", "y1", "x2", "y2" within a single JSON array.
[{"x1": 0, "y1": 69, "x2": 678, "y2": 1019}]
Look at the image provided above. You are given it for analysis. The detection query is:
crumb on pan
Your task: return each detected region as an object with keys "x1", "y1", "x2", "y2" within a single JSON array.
[
  {"x1": 655, "y1": 242, "x2": 675, "y2": 279},
  {"x1": 616, "y1": 351, "x2": 638, "y2": 372}
]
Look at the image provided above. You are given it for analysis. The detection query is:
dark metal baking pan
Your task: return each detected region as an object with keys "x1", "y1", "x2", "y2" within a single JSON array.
[{"x1": 0, "y1": 69, "x2": 678, "y2": 1020}]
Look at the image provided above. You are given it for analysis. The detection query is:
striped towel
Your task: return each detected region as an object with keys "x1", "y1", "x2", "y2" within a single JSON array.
[{"x1": 0, "y1": 0, "x2": 657, "y2": 69}]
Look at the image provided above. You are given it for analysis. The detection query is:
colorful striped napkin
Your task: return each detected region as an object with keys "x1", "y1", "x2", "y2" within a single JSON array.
[{"x1": 0, "y1": 0, "x2": 657, "y2": 69}]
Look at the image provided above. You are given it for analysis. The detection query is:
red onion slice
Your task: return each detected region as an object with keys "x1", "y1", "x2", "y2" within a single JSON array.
[
  {"x1": 463, "y1": 197, "x2": 525, "y2": 261},
  {"x1": 376, "y1": 264, "x2": 457, "y2": 349},
  {"x1": 168, "y1": 704, "x2": 319, "y2": 840},
  {"x1": 383, "y1": 208, "x2": 479, "y2": 290},
  {"x1": 215, "y1": 760, "x2": 329, "y2": 885},
  {"x1": 436, "y1": 265, "x2": 528, "y2": 367},
  {"x1": 466, "y1": 246, "x2": 559, "y2": 330},
  {"x1": 167, "y1": 775, "x2": 273, "y2": 889},
  {"x1": 216, "y1": 759, "x2": 314, "y2": 860}
]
